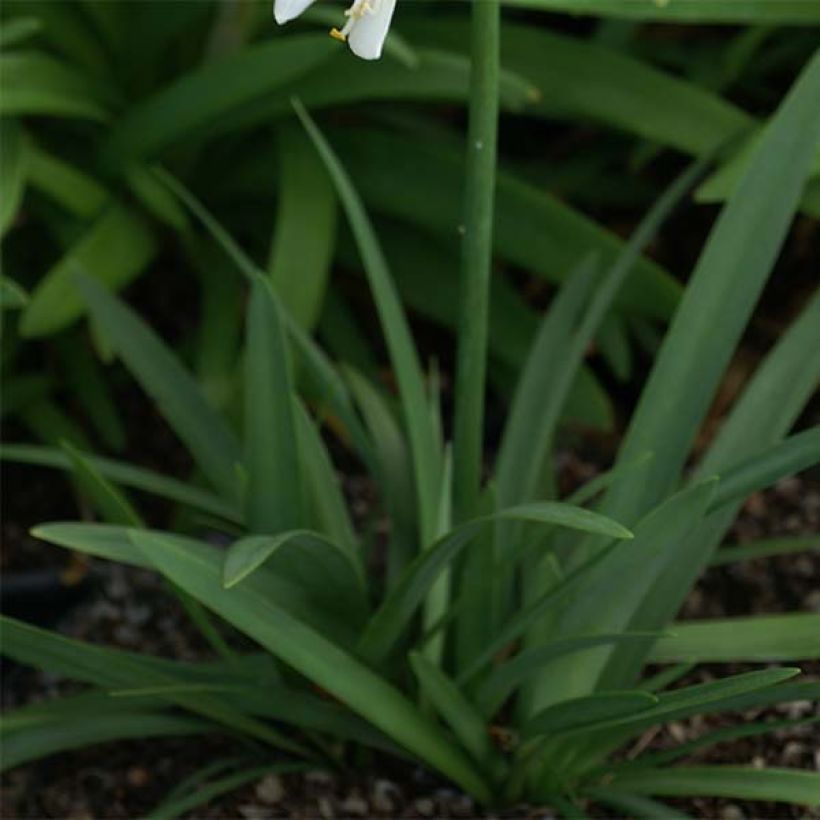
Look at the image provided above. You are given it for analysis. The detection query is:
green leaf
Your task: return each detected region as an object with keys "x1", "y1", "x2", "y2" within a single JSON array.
[
  {"x1": 26, "y1": 141, "x2": 107, "y2": 218},
  {"x1": 0, "y1": 17, "x2": 42, "y2": 49},
  {"x1": 0, "y1": 277, "x2": 29, "y2": 310},
  {"x1": 407, "y1": 19, "x2": 752, "y2": 158},
  {"x1": 20, "y1": 203, "x2": 157, "y2": 337},
  {"x1": 616, "y1": 715, "x2": 820, "y2": 771},
  {"x1": 75, "y1": 276, "x2": 241, "y2": 502},
  {"x1": 359, "y1": 501, "x2": 633, "y2": 665},
  {"x1": 222, "y1": 531, "x2": 367, "y2": 627},
  {"x1": 502, "y1": 0, "x2": 820, "y2": 23},
  {"x1": 650, "y1": 614, "x2": 820, "y2": 663},
  {"x1": 608, "y1": 292, "x2": 820, "y2": 686},
  {"x1": 343, "y1": 365, "x2": 416, "y2": 585},
  {"x1": 147, "y1": 763, "x2": 310, "y2": 820},
  {"x1": 0, "y1": 615, "x2": 305, "y2": 757},
  {"x1": 152, "y1": 167, "x2": 376, "y2": 476},
  {"x1": 268, "y1": 122, "x2": 337, "y2": 330},
  {"x1": 61, "y1": 441, "x2": 143, "y2": 526},
  {"x1": 496, "y1": 254, "x2": 599, "y2": 509},
  {"x1": 224, "y1": 49, "x2": 538, "y2": 136},
  {"x1": 524, "y1": 691, "x2": 658, "y2": 739},
  {"x1": 600, "y1": 48, "x2": 820, "y2": 525},
  {"x1": 0, "y1": 119, "x2": 27, "y2": 236},
  {"x1": 575, "y1": 668, "x2": 802, "y2": 740},
  {"x1": 710, "y1": 535, "x2": 820, "y2": 567},
  {"x1": 295, "y1": 101, "x2": 442, "y2": 546},
  {"x1": 499, "y1": 156, "x2": 704, "y2": 513},
  {"x1": 244, "y1": 275, "x2": 305, "y2": 533},
  {"x1": 341, "y1": 221, "x2": 612, "y2": 429},
  {"x1": 2, "y1": 710, "x2": 210, "y2": 772},
  {"x1": 104, "y1": 35, "x2": 336, "y2": 161},
  {"x1": 0, "y1": 50, "x2": 112, "y2": 120},
  {"x1": 131, "y1": 530, "x2": 492, "y2": 802},
  {"x1": 605, "y1": 767, "x2": 820, "y2": 806},
  {"x1": 708, "y1": 427, "x2": 820, "y2": 511},
  {"x1": 31, "y1": 524, "x2": 356, "y2": 646},
  {"x1": 0, "y1": 617, "x2": 388, "y2": 750},
  {"x1": 537, "y1": 480, "x2": 716, "y2": 709},
  {"x1": 587, "y1": 790, "x2": 692, "y2": 819},
  {"x1": 329, "y1": 127, "x2": 678, "y2": 321},
  {"x1": 476, "y1": 633, "x2": 663, "y2": 718},
  {"x1": 410, "y1": 652, "x2": 497, "y2": 770},
  {"x1": 1, "y1": 444, "x2": 238, "y2": 521},
  {"x1": 294, "y1": 401, "x2": 360, "y2": 568},
  {"x1": 57, "y1": 334, "x2": 126, "y2": 452}
]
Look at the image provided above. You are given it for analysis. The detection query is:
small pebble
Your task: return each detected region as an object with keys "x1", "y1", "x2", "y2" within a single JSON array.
[
  {"x1": 414, "y1": 797, "x2": 435, "y2": 817},
  {"x1": 341, "y1": 793, "x2": 368, "y2": 816},
  {"x1": 255, "y1": 774, "x2": 285, "y2": 804}
]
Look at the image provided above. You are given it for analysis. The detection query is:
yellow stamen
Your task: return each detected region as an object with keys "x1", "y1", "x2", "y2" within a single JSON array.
[{"x1": 329, "y1": 27, "x2": 347, "y2": 41}]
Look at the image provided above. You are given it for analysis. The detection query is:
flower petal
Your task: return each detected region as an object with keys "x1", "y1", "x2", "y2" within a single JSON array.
[
  {"x1": 273, "y1": 0, "x2": 316, "y2": 25},
  {"x1": 347, "y1": 0, "x2": 396, "y2": 60}
]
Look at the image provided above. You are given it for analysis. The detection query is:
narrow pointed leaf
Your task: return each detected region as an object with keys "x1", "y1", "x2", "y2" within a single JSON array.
[
  {"x1": 358, "y1": 501, "x2": 633, "y2": 664},
  {"x1": 131, "y1": 530, "x2": 492, "y2": 802},
  {"x1": 244, "y1": 275, "x2": 305, "y2": 533},
  {"x1": 75, "y1": 276, "x2": 241, "y2": 502},
  {"x1": 649, "y1": 614, "x2": 820, "y2": 663},
  {"x1": 524, "y1": 691, "x2": 658, "y2": 740},
  {"x1": 605, "y1": 767, "x2": 820, "y2": 806}
]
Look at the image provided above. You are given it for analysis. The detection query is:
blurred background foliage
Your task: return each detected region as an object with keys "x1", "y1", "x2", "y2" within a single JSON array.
[{"x1": 2, "y1": 0, "x2": 818, "y2": 463}]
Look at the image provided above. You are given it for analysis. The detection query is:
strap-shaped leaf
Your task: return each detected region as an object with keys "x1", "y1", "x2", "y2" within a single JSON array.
[
  {"x1": 532, "y1": 480, "x2": 716, "y2": 712},
  {"x1": 0, "y1": 617, "x2": 392, "y2": 751},
  {"x1": 710, "y1": 535, "x2": 819, "y2": 567},
  {"x1": 268, "y1": 121, "x2": 337, "y2": 330},
  {"x1": 603, "y1": 292, "x2": 820, "y2": 689},
  {"x1": 294, "y1": 401, "x2": 360, "y2": 569},
  {"x1": 601, "y1": 48, "x2": 820, "y2": 526},
  {"x1": 103, "y1": 35, "x2": 336, "y2": 160},
  {"x1": 148, "y1": 762, "x2": 310, "y2": 820},
  {"x1": 131, "y1": 530, "x2": 492, "y2": 802},
  {"x1": 244, "y1": 274, "x2": 305, "y2": 533},
  {"x1": 604, "y1": 767, "x2": 820, "y2": 806},
  {"x1": 0, "y1": 50, "x2": 113, "y2": 120},
  {"x1": 223, "y1": 530, "x2": 368, "y2": 628},
  {"x1": 295, "y1": 101, "x2": 442, "y2": 546},
  {"x1": 31, "y1": 523, "x2": 356, "y2": 646},
  {"x1": 649, "y1": 614, "x2": 820, "y2": 663},
  {"x1": 61, "y1": 441, "x2": 143, "y2": 526},
  {"x1": 0, "y1": 615, "x2": 305, "y2": 756},
  {"x1": 501, "y1": 0, "x2": 820, "y2": 23},
  {"x1": 75, "y1": 276, "x2": 241, "y2": 502},
  {"x1": 20, "y1": 203, "x2": 157, "y2": 338},
  {"x1": 708, "y1": 427, "x2": 820, "y2": 511},
  {"x1": 0, "y1": 119, "x2": 27, "y2": 236},
  {"x1": 2, "y1": 710, "x2": 209, "y2": 773},
  {"x1": 343, "y1": 365, "x2": 416, "y2": 586},
  {"x1": 358, "y1": 501, "x2": 633, "y2": 664},
  {"x1": 524, "y1": 691, "x2": 658, "y2": 740},
  {"x1": 1, "y1": 444, "x2": 237, "y2": 521},
  {"x1": 477, "y1": 633, "x2": 662, "y2": 718},
  {"x1": 328, "y1": 127, "x2": 677, "y2": 321},
  {"x1": 410, "y1": 652, "x2": 497, "y2": 770}
]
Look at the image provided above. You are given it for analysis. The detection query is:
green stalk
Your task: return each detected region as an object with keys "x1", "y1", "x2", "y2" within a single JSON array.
[
  {"x1": 452, "y1": 0, "x2": 501, "y2": 523},
  {"x1": 452, "y1": 0, "x2": 502, "y2": 672}
]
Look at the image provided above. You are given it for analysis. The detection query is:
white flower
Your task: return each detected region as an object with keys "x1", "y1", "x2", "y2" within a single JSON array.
[{"x1": 273, "y1": 0, "x2": 396, "y2": 61}]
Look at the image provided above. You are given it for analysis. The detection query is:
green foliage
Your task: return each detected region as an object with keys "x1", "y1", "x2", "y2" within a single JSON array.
[{"x1": 2, "y1": 0, "x2": 819, "y2": 815}]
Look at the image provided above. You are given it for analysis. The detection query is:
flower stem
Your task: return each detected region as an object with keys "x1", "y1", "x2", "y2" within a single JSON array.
[{"x1": 452, "y1": 0, "x2": 501, "y2": 523}]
